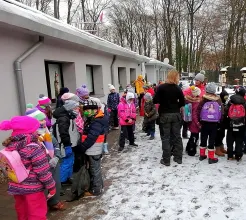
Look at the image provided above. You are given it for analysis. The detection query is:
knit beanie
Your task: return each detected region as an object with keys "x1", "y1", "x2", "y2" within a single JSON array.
[
  {"x1": 63, "y1": 100, "x2": 79, "y2": 111},
  {"x1": 144, "y1": 92, "x2": 152, "y2": 101},
  {"x1": 61, "y1": 93, "x2": 80, "y2": 102},
  {"x1": 194, "y1": 73, "x2": 205, "y2": 82},
  {"x1": 0, "y1": 116, "x2": 40, "y2": 136},
  {"x1": 127, "y1": 88, "x2": 135, "y2": 94},
  {"x1": 59, "y1": 87, "x2": 69, "y2": 95},
  {"x1": 108, "y1": 84, "x2": 115, "y2": 91},
  {"x1": 206, "y1": 83, "x2": 216, "y2": 94},
  {"x1": 90, "y1": 97, "x2": 102, "y2": 108},
  {"x1": 190, "y1": 86, "x2": 201, "y2": 97},
  {"x1": 235, "y1": 87, "x2": 246, "y2": 97},
  {"x1": 76, "y1": 84, "x2": 89, "y2": 98},
  {"x1": 25, "y1": 104, "x2": 46, "y2": 121},
  {"x1": 38, "y1": 94, "x2": 51, "y2": 106},
  {"x1": 126, "y1": 92, "x2": 135, "y2": 101}
]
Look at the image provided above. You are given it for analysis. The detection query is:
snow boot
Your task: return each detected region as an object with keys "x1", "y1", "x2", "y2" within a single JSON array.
[
  {"x1": 215, "y1": 147, "x2": 225, "y2": 157},
  {"x1": 199, "y1": 147, "x2": 207, "y2": 161},
  {"x1": 149, "y1": 136, "x2": 155, "y2": 140},
  {"x1": 118, "y1": 146, "x2": 124, "y2": 152},
  {"x1": 130, "y1": 143, "x2": 138, "y2": 147},
  {"x1": 103, "y1": 143, "x2": 109, "y2": 155},
  {"x1": 220, "y1": 145, "x2": 227, "y2": 154},
  {"x1": 160, "y1": 159, "x2": 170, "y2": 166},
  {"x1": 208, "y1": 149, "x2": 218, "y2": 164},
  {"x1": 173, "y1": 157, "x2": 182, "y2": 164}
]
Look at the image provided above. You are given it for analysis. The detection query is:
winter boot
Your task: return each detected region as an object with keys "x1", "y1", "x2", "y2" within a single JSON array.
[
  {"x1": 118, "y1": 146, "x2": 124, "y2": 152},
  {"x1": 208, "y1": 149, "x2": 218, "y2": 164},
  {"x1": 220, "y1": 145, "x2": 227, "y2": 154},
  {"x1": 103, "y1": 143, "x2": 109, "y2": 155},
  {"x1": 130, "y1": 143, "x2": 138, "y2": 147},
  {"x1": 199, "y1": 147, "x2": 207, "y2": 161},
  {"x1": 149, "y1": 132, "x2": 155, "y2": 140},
  {"x1": 215, "y1": 147, "x2": 225, "y2": 157}
]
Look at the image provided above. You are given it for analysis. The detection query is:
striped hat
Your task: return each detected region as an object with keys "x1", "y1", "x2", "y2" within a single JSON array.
[
  {"x1": 38, "y1": 94, "x2": 51, "y2": 106},
  {"x1": 25, "y1": 104, "x2": 46, "y2": 121}
]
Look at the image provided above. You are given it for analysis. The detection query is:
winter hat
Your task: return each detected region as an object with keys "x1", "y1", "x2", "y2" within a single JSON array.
[
  {"x1": 61, "y1": 93, "x2": 80, "y2": 102},
  {"x1": 90, "y1": 97, "x2": 102, "y2": 108},
  {"x1": 83, "y1": 99, "x2": 98, "y2": 110},
  {"x1": 220, "y1": 90, "x2": 229, "y2": 104},
  {"x1": 0, "y1": 116, "x2": 40, "y2": 136},
  {"x1": 76, "y1": 84, "x2": 89, "y2": 98},
  {"x1": 235, "y1": 86, "x2": 246, "y2": 97},
  {"x1": 200, "y1": 70, "x2": 206, "y2": 75},
  {"x1": 38, "y1": 94, "x2": 51, "y2": 106},
  {"x1": 108, "y1": 84, "x2": 115, "y2": 91},
  {"x1": 194, "y1": 73, "x2": 205, "y2": 82},
  {"x1": 63, "y1": 100, "x2": 79, "y2": 111},
  {"x1": 206, "y1": 83, "x2": 216, "y2": 94},
  {"x1": 59, "y1": 87, "x2": 69, "y2": 95},
  {"x1": 190, "y1": 86, "x2": 201, "y2": 97},
  {"x1": 126, "y1": 92, "x2": 135, "y2": 101},
  {"x1": 144, "y1": 92, "x2": 152, "y2": 101},
  {"x1": 25, "y1": 104, "x2": 46, "y2": 121},
  {"x1": 127, "y1": 88, "x2": 135, "y2": 94}
]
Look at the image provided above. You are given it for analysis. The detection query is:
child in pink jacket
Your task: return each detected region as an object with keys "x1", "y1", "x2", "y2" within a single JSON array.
[
  {"x1": 185, "y1": 86, "x2": 201, "y2": 156},
  {"x1": 118, "y1": 92, "x2": 138, "y2": 151}
]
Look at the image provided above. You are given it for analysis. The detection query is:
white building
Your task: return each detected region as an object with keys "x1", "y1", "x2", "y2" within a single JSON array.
[
  {"x1": 0, "y1": 0, "x2": 149, "y2": 121},
  {"x1": 145, "y1": 59, "x2": 174, "y2": 84}
]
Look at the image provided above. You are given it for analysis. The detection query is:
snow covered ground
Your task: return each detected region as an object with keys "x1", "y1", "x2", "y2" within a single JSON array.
[{"x1": 62, "y1": 123, "x2": 246, "y2": 220}]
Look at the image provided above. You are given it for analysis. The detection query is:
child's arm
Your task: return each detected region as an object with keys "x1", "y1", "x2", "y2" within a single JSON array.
[
  {"x1": 30, "y1": 146, "x2": 55, "y2": 191},
  {"x1": 148, "y1": 104, "x2": 157, "y2": 118},
  {"x1": 118, "y1": 103, "x2": 128, "y2": 121}
]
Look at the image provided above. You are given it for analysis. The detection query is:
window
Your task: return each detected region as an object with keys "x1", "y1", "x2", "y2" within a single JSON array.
[{"x1": 86, "y1": 66, "x2": 94, "y2": 94}]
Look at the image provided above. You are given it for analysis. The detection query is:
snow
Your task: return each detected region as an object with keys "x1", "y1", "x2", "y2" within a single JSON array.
[{"x1": 65, "y1": 122, "x2": 246, "y2": 220}]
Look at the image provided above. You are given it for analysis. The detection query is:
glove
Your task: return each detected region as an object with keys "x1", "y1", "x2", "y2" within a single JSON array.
[
  {"x1": 108, "y1": 108, "x2": 112, "y2": 113},
  {"x1": 47, "y1": 188, "x2": 56, "y2": 200},
  {"x1": 65, "y1": 146, "x2": 73, "y2": 157},
  {"x1": 49, "y1": 157, "x2": 59, "y2": 168}
]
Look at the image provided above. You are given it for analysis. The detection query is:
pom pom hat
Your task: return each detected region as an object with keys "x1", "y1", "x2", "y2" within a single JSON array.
[{"x1": 38, "y1": 94, "x2": 51, "y2": 106}]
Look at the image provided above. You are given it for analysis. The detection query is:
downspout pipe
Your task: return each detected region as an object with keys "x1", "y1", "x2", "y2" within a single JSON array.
[
  {"x1": 14, "y1": 36, "x2": 44, "y2": 115},
  {"x1": 110, "y1": 55, "x2": 116, "y2": 85}
]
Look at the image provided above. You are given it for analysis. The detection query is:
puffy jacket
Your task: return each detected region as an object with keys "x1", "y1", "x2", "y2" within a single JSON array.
[
  {"x1": 224, "y1": 94, "x2": 246, "y2": 128},
  {"x1": 135, "y1": 75, "x2": 144, "y2": 95},
  {"x1": 187, "y1": 97, "x2": 201, "y2": 133},
  {"x1": 6, "y1": 134, "x2": 55, "y2": 195},
  {"x1": 118, "y1": 97, "x2": 136, "y2": 125},
  {"x1": 53, "y1": 106, "x2": 79, "y2": 147},
  {"x1": 76, "y1": 110, "x2": 109, "y2": 155},
  {"x1": 144, "y1": 100, "x2": 157, "y2": 122},
  {"x1": 107, "y1": 92, "x2": 120, "y2": 110},
  {"x1": 147, "y1": 88, "x2": 155, "y2": 96}
]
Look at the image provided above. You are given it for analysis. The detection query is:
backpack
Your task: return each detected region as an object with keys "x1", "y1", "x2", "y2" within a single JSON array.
[
  {"x1": 200, "y1": 101, "x2": 221, "y2": 122},
  {"x1": 0, "y1": 144, "x2": 36, "y2": 183},
  {"x1": 228, "y1": 104, "x2": 245, "y2": 127},
  {"x1": 183, "y1": 104, "x2": 192, "y2": 122}
]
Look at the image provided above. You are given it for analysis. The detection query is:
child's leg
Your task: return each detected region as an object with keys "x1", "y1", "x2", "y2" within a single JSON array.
[
  {"x1": 127, "y1": 125, "x2": 135, "y2": 144},
  {"x1": 119, "y1": 126, "x2": 127, "y2": 149},
  {"x1": 235, "y1": 127, "x2": 244, "y2": 160},
  {"x1": 207, "y1": 123, "x2": 219, "y2": 163},
  {"x1": 14, "y1": 195, "x2": 28, "y2": 220},
  {"x1": 199, "y1": 123, "x2": 209, "y2": 160},
  {"x1": 88, "y1": 155, "x2": 103, "y2": 195},
  {"x1": 26, "y1": 192, "x2": 47, "y2": 220},
  {"x1": 226, "y1": 128, "x2": 234, "y2": 159},
  {"x1": 150, "y1": 121, "x2": 155, "y2": 138},
  {"x1": 113, "y1": 110, "x2": 119, "y2": 127}
]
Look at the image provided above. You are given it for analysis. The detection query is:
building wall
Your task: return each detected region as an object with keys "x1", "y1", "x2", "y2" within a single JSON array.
[
  {"x1": 0, "y1": 25, "x2": 141, "y2": 141},
  {"x1": 145, "y1": 65, "x2": 156, "y2": 83}
]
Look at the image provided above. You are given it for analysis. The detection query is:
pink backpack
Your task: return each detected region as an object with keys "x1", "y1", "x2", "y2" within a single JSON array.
[{"x1": 0, "y1": 144, "x2": 35, "y2": 183}]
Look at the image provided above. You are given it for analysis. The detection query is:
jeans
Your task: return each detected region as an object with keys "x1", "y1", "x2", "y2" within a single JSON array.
[
  {"x1": 119, "y1": 125, "x2": 134, "y2": 148},
  {"x1": 227, "y1": 127, "x2": 245, "y2": 159},
  {"x1": 88, "y1": 155, "x2": 103, "y2": 195},
  {"x1": 146, "y1": 121, "x2": 155, "y2": 136},
  {"x1": 159, "y1": 113, "x2": 183, "y2": 162},
  {"x1": 200, "y1": 122, "x2": 218, "y2": 149}
]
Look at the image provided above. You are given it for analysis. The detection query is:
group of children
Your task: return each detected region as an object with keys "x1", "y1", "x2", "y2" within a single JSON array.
[{"x1": 184, "y1": 82, "x2": 246, "y2": 163}]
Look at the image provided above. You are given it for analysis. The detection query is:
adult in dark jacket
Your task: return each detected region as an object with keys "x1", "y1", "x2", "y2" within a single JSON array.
[
  {"x1": 214, "y1": 90, "x2": 229, "y2": 156},
  {"x1": 56, "y1": 87, "x2": 69, "y2": 109},
  {"x1": 153, "y1": 70, "x2": 185, "y2": 166},
  {"x1": 53, "y1": 100, "x2": 80, "y2": 184},
  {"x1": 225, "y1": 87, "x2": 246, "y2": 161},
  {"x1": 75, "y1": 100, "x2": 109, "y2": 196}
]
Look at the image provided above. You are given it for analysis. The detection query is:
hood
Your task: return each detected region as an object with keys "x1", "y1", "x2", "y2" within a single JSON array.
[
  {"x1": 120, "y1": 96, "x2": 127, "y2": 104},
  {"x1": 53, "y1": 106, "x2": 69, "y2": 119},
  {"x1": 137, "y1": 75, "x2": 143, "y2": 80},
  {"x1": 220, "y1": 90, "x2": 229, "y2": 104},
  {"x1": 230, "y1": 94, "x2": 245, "y2": 105},
  {"x1": 203, "y1": 93, "x2": 220, "y2": 101}
]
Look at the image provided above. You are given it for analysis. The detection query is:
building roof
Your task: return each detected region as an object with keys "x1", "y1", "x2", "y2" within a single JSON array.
[
  {"x1": 145, "y1": 59, "x2": 174, "y2": 69},
  {"x1": 0, "y1": 0, "x2": 150, "y2": 63}
]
